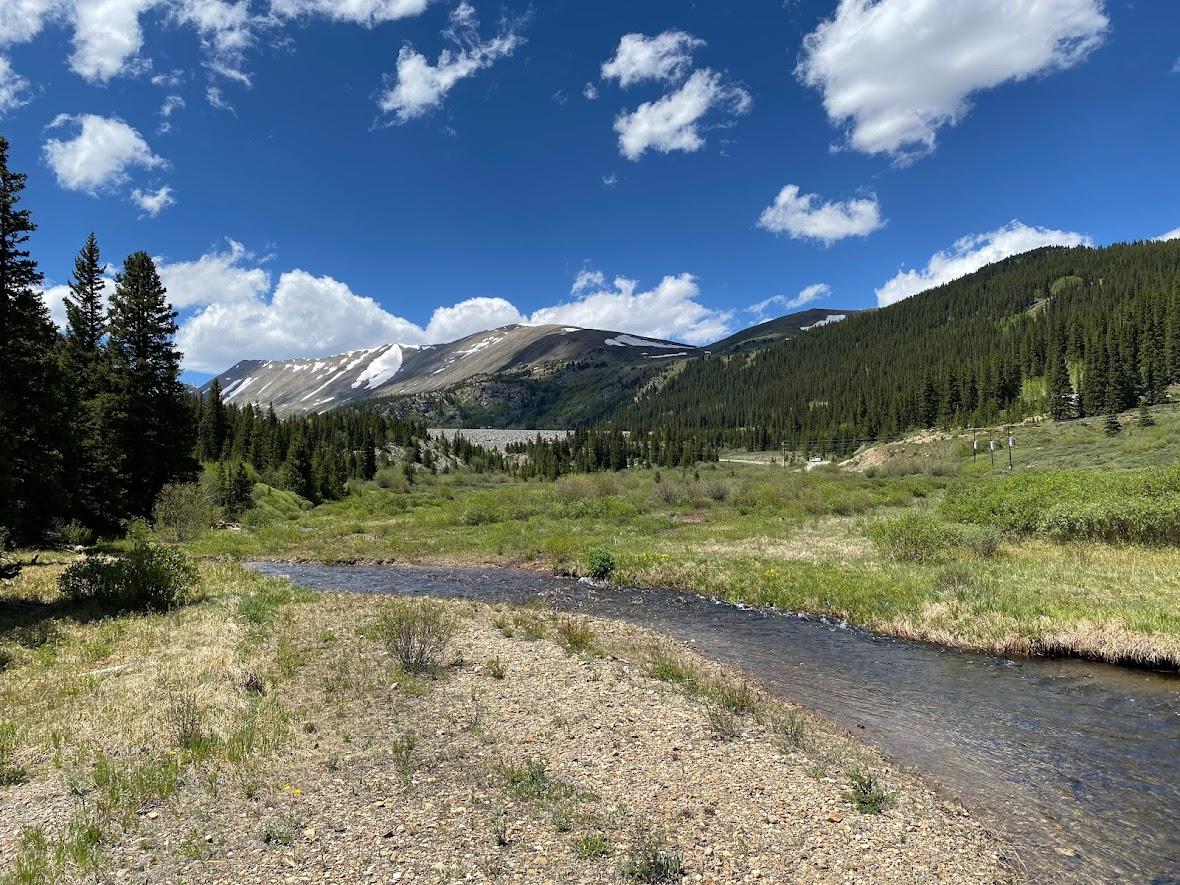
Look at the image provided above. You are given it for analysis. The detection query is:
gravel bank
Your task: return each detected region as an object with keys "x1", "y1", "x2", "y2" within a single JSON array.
[{"x1": 0, "y1": 587, "x2": 1012, "y2": 884}]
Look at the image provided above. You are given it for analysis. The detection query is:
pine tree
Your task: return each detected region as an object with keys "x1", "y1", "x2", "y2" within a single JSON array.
[
  {"x1": 1046, "y1": 345, "x2": 1077, "y2": 421},
  {"x1": 1138, "y1": 398, "x2": 1155, "y2": 428},
  {"x1": 105, "y1": 251, "x2": 196, "y2": 517},
  {"x1": 197, "y1": 377, "x2": 227, "y2": 462},
  {"x1": 0, "y1": 137, "x2": 67, "y2": 542},
  {"x1": 60, "y1": 232, "x2": 123, "y2": 531}
]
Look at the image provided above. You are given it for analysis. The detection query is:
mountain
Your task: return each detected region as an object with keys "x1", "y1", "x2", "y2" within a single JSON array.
[
  {"x1": 620, "y1": 240, "x2": 1180, "y2": 454},
  {"x1": 708, "y1": 308, "x2": 862, "y2": 353},
  {"x1": 205, "y1": 324, "x2": 696, "y2": 416}
]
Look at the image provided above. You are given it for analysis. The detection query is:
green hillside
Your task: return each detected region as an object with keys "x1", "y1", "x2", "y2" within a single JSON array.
[{"x1": 619, "y1": 240, "x2": 1180, "y2": 454}]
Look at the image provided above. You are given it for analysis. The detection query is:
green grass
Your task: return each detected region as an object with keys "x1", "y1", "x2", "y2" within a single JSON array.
[{"x1": 174, "y1": 424, "x2": 1180, "y2": 668}]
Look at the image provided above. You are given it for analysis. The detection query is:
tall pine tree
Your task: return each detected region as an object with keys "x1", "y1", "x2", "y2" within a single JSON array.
[
  {"x1": 0, "y1": 137, "x2": 67, "y2": 543},
  {"x1": 61, "y1": 232, "x2": 124, "y2": 531},
  {"x1": 106, "y1": 251, "x2": 196, "y2": 517}
]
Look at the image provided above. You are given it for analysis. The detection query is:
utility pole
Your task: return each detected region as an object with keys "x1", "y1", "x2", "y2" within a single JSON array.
[
  {"x1": 989, "y1": 438, "x2": 996, "y2": 469},
  {"x1": 1007, "y1": 430, "x2": 1015, "y2": 470},
  {"x1": 972, "y1": 428, "x2": 978, "y2": 464}
]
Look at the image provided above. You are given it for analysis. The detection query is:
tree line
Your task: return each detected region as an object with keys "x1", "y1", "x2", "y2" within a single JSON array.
[
  {"x1": 0, "y1": 136, "x2": 434, "y2": 544},
  {"x1": 619, "y1": 241, "x2": 1180, "y2": 455}
]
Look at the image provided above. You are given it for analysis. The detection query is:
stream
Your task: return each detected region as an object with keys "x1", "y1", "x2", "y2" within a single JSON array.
[{"x1": 247, "y1": 561, "x2": 1180, "y2": 884}]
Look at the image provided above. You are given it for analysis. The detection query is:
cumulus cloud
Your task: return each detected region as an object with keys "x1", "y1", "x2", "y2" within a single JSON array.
[
  {"x1": 601, "y1": 30, "x2": 704, "y2": 87},
  {"x1": 797, "y1": 0, "x2": 1109, "y2": 161},
  {"x1": 531, "y1": 273, "x2": 731, "y2": 344},
  {"x1": 177, "y1": 269, "x2": 426, "y2": 372},
  {"x1": 0, "y1": 0, "x2": 64, "y2": 46},
  {"x1": 70, "y1": 0, "x2": 157, "y2": 83},
  {"x1": 0, "y1": 56, "x2": 31, "y2": 117},
  {"x1": 747, "y1": 283, "x2": 831, "y2": 320},
  {"x1": 1154, "y1": 227, "x2": 1180, "y2": 242},
  {"x1": 582, "y1": 82, "x2": 598, "y2": 100},
  {"x1": 424, "y1": 296, "x2": 524, "y2": 342},
  {"x1": 876, "y1": 221, "x2": 1092, "y2": 307},
  {"x1": 377, "y1": 2, "x2": 522, "y2": 123},
  {"x1": 570, "y1": 268, "x2": 605, "y2": 295},
  {"x1": 158, "y1": 238, "x2": 270, "y2": 308},
  {"x1": 268, "y1": 0, "x2": 433, "y2": 27},
  {"x1": 614, "y1": 68, "x2": 750, "y2": 161},
  {"x1": 131, "y1": 184, "x2": 175, "y2": 216},
  {"x1": 757, "y1": 184, "x2": 883, "y2": 246},
  {"x1": 43, "y1": 114, "x2": 166, "y2": 194},
  {"x1": 167, "y1": 241, "x2": 731, "y2": 371}
]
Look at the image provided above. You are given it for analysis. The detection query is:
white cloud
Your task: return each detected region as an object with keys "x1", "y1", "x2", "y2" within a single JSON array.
[
  {"x1": 582, "y1": 81, "x2": 598, "y2": 100},
  {"x1": 1154, "y1": 227, "x2": 1180, "y2": 242},
  {"x1": 40, "y1": 283, "x2": 72, "y2": 329},
  {"x1": 601, "y1": 30, "x2": 704, "y2": 87},
  {"x1": 207, "y1": 85, "x2": 235, "y2": 111},
  {"x1": 757, "y1": 184, "x2": 883, "y2": 246},
  {"x1": 168, "y1": 240, "x2": 731, "y2": 370},
  {"x1": 160, "y1": 93, "x2": 185, "y2": 117},
  {"x1": 0, "y1": 0, "x2": 64, "y2": 46},
  {"x1": 151, "y1": 68, "x2": 184, "y2": 87},
  {"x1": 747, "y1": 283, "x2": 831, "y2": 320},
  {"x1": 531, "y1": 273, "x2": 731, "y2": 344},
  {"x1": 602, "y1": 172, "x2": 618, "y2": 187},
  {"x1": 43, "y1": 114, "x2": 166, "y2": 194},
  {"x1": 268, "y1": 0, "x2": 433, "y2": 27},
  {"x1": 614, "y1": 68, "x2": 750, "y2": 161},
  {"x1": 797, "y1": 0, "x2": 1109, "y2": 161},
  {"x1": 177, "y1": 269, "x2": 426, "y2": 372},
  {"x1": 570, "y1": 268, "x2": 605, "y2": 295},
  {"x1": 158, "y1": 238, "x2": 270, "y2": 308},
  {"x1": 70, "y1": 0, "x2": 157, "y2": 83},
  {"x1": 175, "y1": 0, "x2": 257, "y2": 84},
  {"x1": 377, "y1": 2, "x2": 521, "y2": 122},
  {"x1": 876, "y1": 221, "x2": 1092, "y2": 307},
  {"x1": 131, "y1": 184, "x2": 175, "y2": 216},
  {"x1": 0, "y1": 56, "x2": 31, "y2": 117},
  {"x1": 424, "y1": 296, "x2": 524, "y2": 342}
]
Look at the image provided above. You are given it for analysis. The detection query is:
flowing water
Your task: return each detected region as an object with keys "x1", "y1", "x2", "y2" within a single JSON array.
[{"x1": 247, "y1": 561, "x2": 1180, "y2": 884}]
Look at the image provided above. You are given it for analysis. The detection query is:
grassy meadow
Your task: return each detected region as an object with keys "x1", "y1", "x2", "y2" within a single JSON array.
[{"x1": 176, "y1": 406, "x2": 1180, "y2": 669}]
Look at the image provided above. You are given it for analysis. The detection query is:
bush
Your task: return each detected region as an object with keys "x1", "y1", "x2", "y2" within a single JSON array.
[
  {"x1": 585, "y1": 549, "x2": 615, "y2": 580},
  {"x1": 868, "y1": 513, "x2": 1001, "y2": 563},
  {"x1": 58, "y1": 528, "x2": 199, "y2": 611},
  {"x1": 942, "y1": 466, "x2": 1180, "y2": 545},
  {"x1": 621, "y1": 829, "x2": 684, "y2": 883},
  {"x1": 845, "y1": 770, "x2": 891, "y2": 814},
  {"x1": 153, "y1": 482, "x2": 218, "y2": 542},
  {"x1": 556, "y1": 617, "x2": 595, "y2": 654},
  {"x1": 375, "y1": 598, "x2": 459, "y2": 674}
]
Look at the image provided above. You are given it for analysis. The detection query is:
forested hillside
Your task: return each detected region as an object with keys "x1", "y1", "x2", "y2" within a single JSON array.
[{"x1": 620, "y1": 241, "x2": 1180, "y2": 455}]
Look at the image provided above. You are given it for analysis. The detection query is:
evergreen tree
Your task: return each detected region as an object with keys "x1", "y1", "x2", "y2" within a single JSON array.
[
  {"x1": 0, "y1": 137, "x2": 67, "y2": 542},
  {"x1": 1045, "y1": 345, "x2": 1077, "y2": 421},
  {"x1": 60, "y1": 232, "x2": 122, "y2": 531},
  {"x1": 197, "y1": 377, "x2": 227, "y2": 461},
  {"x1": 1138, "y1": 398, "x2": 1155, "y2": 428},
  {"x1": 105, "y1": 251, "x2": 196, "y2": 517}
]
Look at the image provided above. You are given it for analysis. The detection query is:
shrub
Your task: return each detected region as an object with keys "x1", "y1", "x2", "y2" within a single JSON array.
[
  {"x1": 574, "y1": 832, "x2": 611, "y2": 860},
  {"x1": 702, "y1": 480, "x2": 730, "y2": 502},
  {"x1": 651, "y1": 482, "x2": 681, "y2": 506},
  {"x1": 58, "y1": 529, "x2": 199, "y2": 611},
  {"x1": 153, "y1": 482, "x2": 219, "y2": 542},
  {"x1": 485, "y1": 656, "x2": 507, "y2": 679},
  {"x1": 556, "y1": 617, "x2": 595, "y2": 654},
  {"x1": 374, "y1": 598, "x2": 459, "y2": 674},
  {"x1": 621, "y1": 830, "x2": 684, "y2": 883},
  {"x1": 845, "y1": 770, "x2": 891, "y2": 814},
  {"x1": 868, "y1": 513, "x2": 1000, "y2": 563},
  {"x1": 585, "y1": 549, "x2": 616, "y2": 581},
  {"x1": 706, "y1": 706, "x2": 740, "y2": 740}
]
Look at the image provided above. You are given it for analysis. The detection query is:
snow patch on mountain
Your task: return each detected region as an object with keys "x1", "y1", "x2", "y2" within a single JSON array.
[
  {"x1": 800, "y1": 314, "x2": 847, "y2": 332},
  {"x1": 604, "y1": 334, "x2": 683, "y2": 349},
  {"x1": 352, "y1": 345, "x2": 404, "y2": 390}
]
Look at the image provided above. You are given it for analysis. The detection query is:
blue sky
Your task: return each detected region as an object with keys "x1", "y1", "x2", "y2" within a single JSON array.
[{"x1": 1, "y1": 0, "x2": 1177, "y2": 380}]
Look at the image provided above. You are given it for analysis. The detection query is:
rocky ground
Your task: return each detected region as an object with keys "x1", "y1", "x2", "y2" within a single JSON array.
[{"x1": 0, "y1": 566, "x2": 1013, "y2": 884}]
